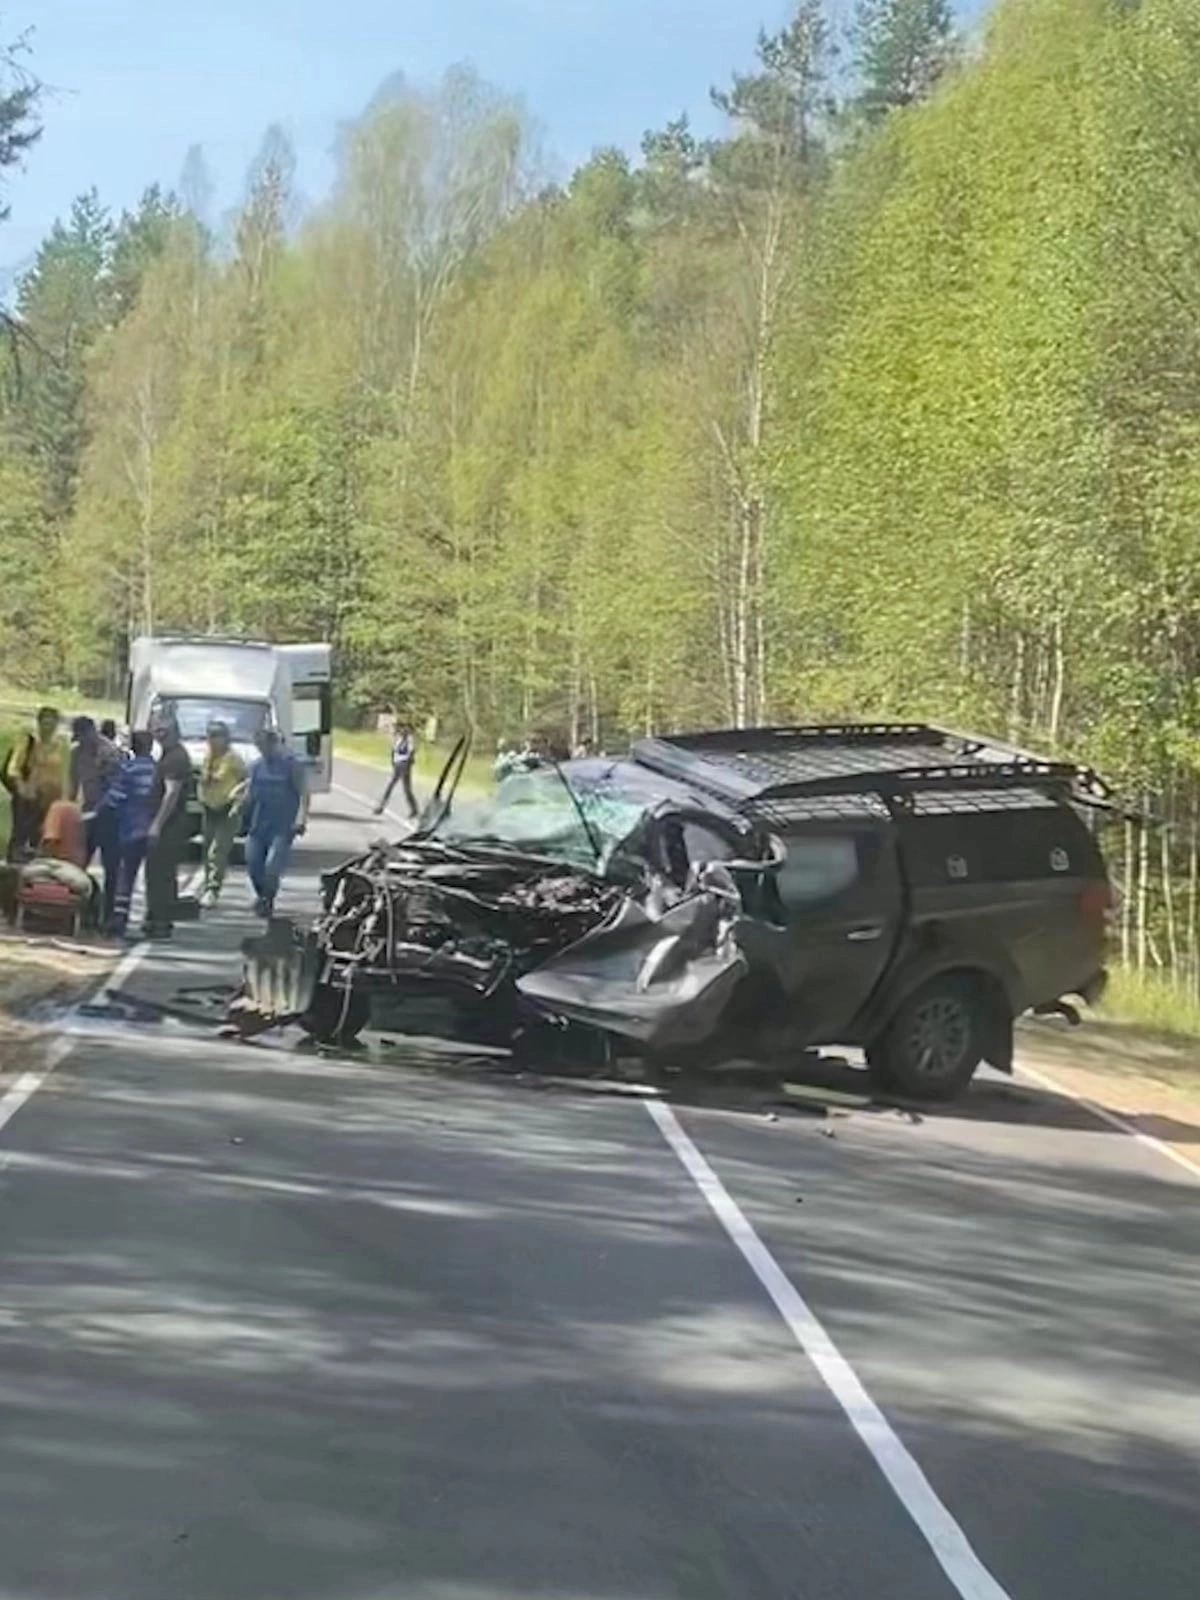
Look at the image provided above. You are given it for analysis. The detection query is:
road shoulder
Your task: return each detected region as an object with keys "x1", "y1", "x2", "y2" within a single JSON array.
[{"x1": 1018, "y1": 1020, "x2": 1200, "y2": 1178}]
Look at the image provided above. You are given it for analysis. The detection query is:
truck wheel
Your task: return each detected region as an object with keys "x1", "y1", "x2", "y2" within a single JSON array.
[
  {"x1": 870, "y1": 976, "x2": 984, "y2": 1102},
  {"x1": 301, "y1": 982, "x2": 370, "y2": 1046}
]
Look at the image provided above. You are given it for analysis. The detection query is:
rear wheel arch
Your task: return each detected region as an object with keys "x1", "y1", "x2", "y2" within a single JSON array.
[
  {"x1": 913, "y1": 964, "x2": 1014, "y2": 1072},
  {"x1": 868, "y1": 966, "x2": 1013, "y2": 1101}
]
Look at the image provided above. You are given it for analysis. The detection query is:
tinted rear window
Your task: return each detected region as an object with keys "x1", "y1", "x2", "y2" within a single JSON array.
[{"x1": 899, "y1": 806, "x2": 1106, "y2": 886}]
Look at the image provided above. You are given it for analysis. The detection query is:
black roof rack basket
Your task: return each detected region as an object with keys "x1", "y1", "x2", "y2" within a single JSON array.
[{"x1": 630, "y1": 723, "x2": 1113, "y2": 814}]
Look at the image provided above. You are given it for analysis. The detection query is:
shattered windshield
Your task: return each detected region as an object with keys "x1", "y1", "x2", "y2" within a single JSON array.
[{"x1": 431, "y1": 768, "x2": 648, "y2": 869}]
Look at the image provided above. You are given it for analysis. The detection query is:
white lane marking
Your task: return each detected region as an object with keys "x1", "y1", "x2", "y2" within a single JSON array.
[
  {"x1": 330, "y1": 779, "x2": 411, "y2": 830},
  {"x1": 1018, "y1": 1061, "x2": 1200, "y2": 1183},
  {"x1": 645, "y1": 1097, "x2": 1013, "y2": 1600},
  {"x1": 0, "y1": 866, "x2": 204, "y2": 1140}
]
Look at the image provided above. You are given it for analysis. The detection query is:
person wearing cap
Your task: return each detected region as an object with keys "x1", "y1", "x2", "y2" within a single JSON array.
[{"x1": 197, "y1": 720, "x2": 248, "y2": 908}]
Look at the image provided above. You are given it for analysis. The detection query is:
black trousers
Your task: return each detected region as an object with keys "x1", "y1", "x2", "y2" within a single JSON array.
[
  {"x1": 144, "y1": 828, "x2": 186, "y2": 929},
  {"x1": 86, "y1": 808, "x2": 121, "y2": 925}
]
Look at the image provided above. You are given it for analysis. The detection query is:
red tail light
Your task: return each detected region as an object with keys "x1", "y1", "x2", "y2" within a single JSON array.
[{"x1": 1080, "y1": 882, "x2": 1114, "y2": 931}]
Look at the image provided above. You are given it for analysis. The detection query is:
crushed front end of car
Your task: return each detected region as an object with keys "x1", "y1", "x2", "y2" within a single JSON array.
[{"x1": 238, "y1": 755, "x2": 768, "y2": 1054}]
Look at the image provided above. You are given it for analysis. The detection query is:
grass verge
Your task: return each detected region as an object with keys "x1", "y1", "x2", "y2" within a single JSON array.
[
  {"x1": 0, "y1": 935, "x2": 113, "y2": 1084},
  {"x1": 1099, "y1": 966, "x2": 1200, "y2": 1039},
  {"x1": 1020, "y1": 965, "x2": 1200, "y2": 1109}
]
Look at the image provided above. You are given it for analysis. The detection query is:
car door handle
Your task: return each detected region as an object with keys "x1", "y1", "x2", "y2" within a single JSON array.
[{"x1": 846, "y1": 924, "x2": 884, "y2": 942}]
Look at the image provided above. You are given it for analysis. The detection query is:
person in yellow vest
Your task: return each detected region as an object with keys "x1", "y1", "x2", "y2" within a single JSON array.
[
  {"x1": 197, "y1": 720, "x2": 248, "y2": 908},
  {"x1": 3, "y1": 706, "x2": 70, "y2": 862}
]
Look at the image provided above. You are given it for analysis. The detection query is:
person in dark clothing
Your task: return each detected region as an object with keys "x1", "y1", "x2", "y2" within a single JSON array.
[
  {"x1": 100, "y1": 730, "x2": 157, "y2": 937},
  {"x1": 375, "y1": 720, "x2": 419, "y2": 820},
  {"x1": 70, "y1": 715, "x2": 122, "y2": 927},
  {"x1": 143, "y1": 710, "x2": 193, "y2": 939}
]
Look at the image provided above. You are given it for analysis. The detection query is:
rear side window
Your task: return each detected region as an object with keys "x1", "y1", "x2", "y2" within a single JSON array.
[{"x1": 777, "y1": 836, "x2": 861, "y2": 908}]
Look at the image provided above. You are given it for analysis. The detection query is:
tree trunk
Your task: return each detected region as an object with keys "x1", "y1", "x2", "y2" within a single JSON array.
[
  {"x1": 1137, "y1": 808, "x2": 1150, "y2": 975},
  {"x1": 1121, "y1": 816, "x2": 1134, "y2": 967},
  {"x1": 1189, "y1": 803, "x2": 1199, "y2": 996},
  {"x1": 1007, "y1": 631, "x2": 1026, "y2": 743},
  {"x1": 1162, "y1": 821, "x2": 1179, "y2": 977},
  {"x1": 1048, "y1": 612, "x2": 1066, "y2": 748}
]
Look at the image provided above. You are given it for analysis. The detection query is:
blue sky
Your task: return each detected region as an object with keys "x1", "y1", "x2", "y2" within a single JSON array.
[{"x1": 1, "y1": 0, "x2": 982, "y2": 273}]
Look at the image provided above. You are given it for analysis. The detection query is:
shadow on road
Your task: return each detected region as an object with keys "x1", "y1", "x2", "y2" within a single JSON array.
[{"x1": 1, "y1": 1012, "x2": 1197, "y2": 1600}]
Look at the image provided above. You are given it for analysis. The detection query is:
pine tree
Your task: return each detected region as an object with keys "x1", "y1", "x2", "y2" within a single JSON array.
[{"x1": 851, "y1": 0, "x2": 956, "y2": 121}]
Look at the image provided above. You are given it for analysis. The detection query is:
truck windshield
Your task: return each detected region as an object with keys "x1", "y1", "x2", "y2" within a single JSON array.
[
  {"x1": 156, "y1": 697, "x2": 270, "y2": 744},
  {"x1": 432, "y1": 768, "x2": 647, "y2": 870}
]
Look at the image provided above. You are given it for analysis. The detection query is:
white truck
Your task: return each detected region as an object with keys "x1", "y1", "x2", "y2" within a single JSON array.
[{"x1": 126, "y1": 636, "x2": 334, "y2": 834}]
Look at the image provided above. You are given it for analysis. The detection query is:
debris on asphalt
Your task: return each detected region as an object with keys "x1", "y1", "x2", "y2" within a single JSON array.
[{"x1": 782, "y1": 1080, "x2": 868, "y2": 1111}]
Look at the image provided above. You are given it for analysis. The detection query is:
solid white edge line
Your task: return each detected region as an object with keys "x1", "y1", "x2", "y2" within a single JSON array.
[
  {"x1": 1017, "y1": 1061, "x2": 1200, "y2": 1182},
  {"x1": 0, "y1": 864, "x2": 206, "y2": 1139},
  {"x1": 644, "y1": 1097, "x2": 1014, "y2": 1600}
]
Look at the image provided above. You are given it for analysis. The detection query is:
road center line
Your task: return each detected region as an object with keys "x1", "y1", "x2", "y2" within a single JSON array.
[{"x1": 644, "y1": 1097, "x2": 1013, "y2": 1600}]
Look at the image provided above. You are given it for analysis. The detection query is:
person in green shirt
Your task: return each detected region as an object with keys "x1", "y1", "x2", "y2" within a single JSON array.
[{"x1": 197, "y1": 720, "x2": 248, "y2": 907}]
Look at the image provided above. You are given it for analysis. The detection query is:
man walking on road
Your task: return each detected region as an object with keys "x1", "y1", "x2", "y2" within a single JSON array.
[
  {"x1": 143, "y1": 710, "x2": 193, "y2": 941},
  {"x1": 244, "y1": 728, "x2": 308, "y2": 918},
  {"x1": 375, "y1": 718, "x2": 419, "y2": 820},
  {"x1": 198, "y1": 720, "x2": 247, "y2": 908}
]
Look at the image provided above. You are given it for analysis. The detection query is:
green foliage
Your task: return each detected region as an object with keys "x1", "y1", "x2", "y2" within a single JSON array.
[
  {"x1": 4, "y1": 0, "x2": 1200, "y2": 841},
  {"x1": 0, "y1": 24, "x2": 40, "y2": 221}
]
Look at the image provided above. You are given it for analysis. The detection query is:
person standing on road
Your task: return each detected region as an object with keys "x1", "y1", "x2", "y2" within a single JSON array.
[
  {"x1": 69, "y1": 715, "x2": 122, "y2": 926},
  {"x1": 3, "y1": 706, "x2": 69, "y2": 861},
  {"x1": 143, "y1": 710, "x2": 193, "y2": 941},
  {"x1": 198, "y1": 720, "x2": 247, "y2": 908},
  {"x1": 244, "y1": 728, "x2": 308, "y2": 918},
  {"x1": 102, "y1": 730, "x2": 157, "y2": 939},
  {"x1": 375, "y1": 719, "x2": 419, "y2": 820}
]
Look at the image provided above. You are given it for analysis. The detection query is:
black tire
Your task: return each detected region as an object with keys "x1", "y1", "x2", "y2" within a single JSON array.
[
  {"x1": 300, "y1": 981, "x2": 370, "y2": 1046},
  {"x1": 870, "y1": 975, "x2": 985, "y2": 1102}
]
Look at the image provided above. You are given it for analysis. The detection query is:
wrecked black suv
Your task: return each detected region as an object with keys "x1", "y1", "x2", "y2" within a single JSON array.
[{"x1": 291, "y1": 724, "x2": 1114, "y2": 1100}]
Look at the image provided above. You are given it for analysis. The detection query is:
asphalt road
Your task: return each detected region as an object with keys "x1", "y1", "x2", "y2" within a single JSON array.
[{"x1": 0, "y1": 757, "x2": 1197, "y2": 1600}]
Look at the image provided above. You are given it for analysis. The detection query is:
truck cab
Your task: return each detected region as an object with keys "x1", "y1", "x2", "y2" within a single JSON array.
[{"x1": 126, "y1": 636, "x2": 334, "y2": 834}]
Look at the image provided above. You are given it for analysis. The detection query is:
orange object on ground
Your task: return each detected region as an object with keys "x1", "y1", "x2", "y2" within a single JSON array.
[{"x1": 40, "y1": 800, "x2": 87, "y2": 868}]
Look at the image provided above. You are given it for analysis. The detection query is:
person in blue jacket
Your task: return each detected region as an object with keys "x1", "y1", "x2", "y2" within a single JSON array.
[
  {"x1": 244, "y1": 728, "x2": 308, "y2": 917},
  {"x1": 101, "y1": 729, "x2": 157, "y2": 937}
]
